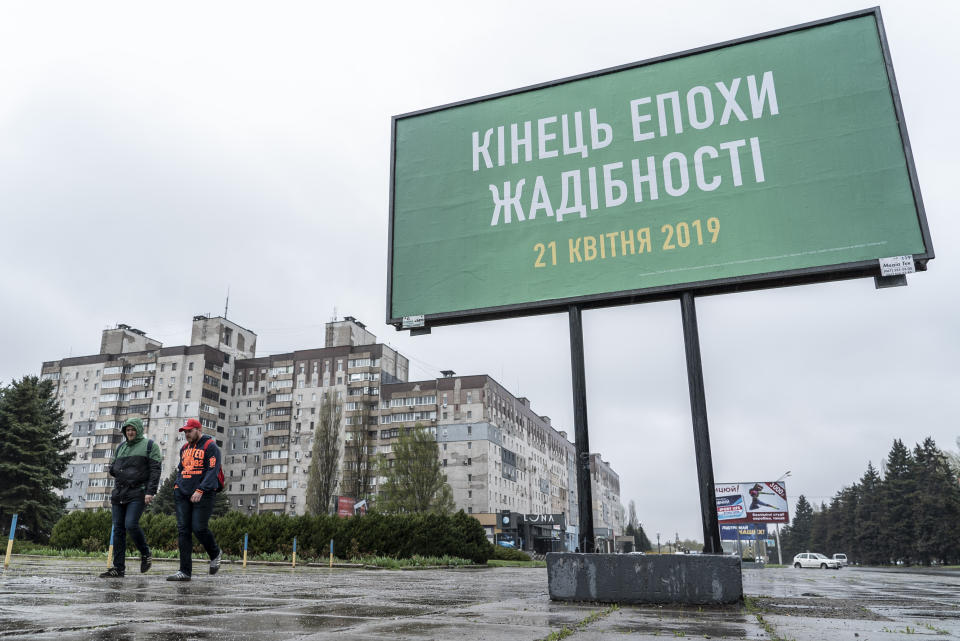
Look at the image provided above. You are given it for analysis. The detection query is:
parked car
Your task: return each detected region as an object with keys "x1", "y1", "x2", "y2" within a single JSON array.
[
  {"x1": 832, "y1": 553, "x2": 848, "y2": 567},
  {"x1": 793, "y1": 552, "x2": 840, "y2": 569}
]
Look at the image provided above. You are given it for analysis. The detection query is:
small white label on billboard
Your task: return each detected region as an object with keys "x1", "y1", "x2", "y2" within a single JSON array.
[
  {"x1": 402, "y1": 315, "x2": 425, "y2": 329},
  {"x1": 879, "y1": 255, "x2": 915, "y2": 276}
]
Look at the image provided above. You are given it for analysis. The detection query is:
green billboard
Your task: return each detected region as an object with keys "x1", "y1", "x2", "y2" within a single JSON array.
[{"x1": 388, "y1": 9, "x2": 932, "y2": 329}]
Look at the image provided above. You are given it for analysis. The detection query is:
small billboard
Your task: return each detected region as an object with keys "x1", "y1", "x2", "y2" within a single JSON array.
[
  {"x1": 336, "y1": 496, "x2": 355, "y2": 518},
  {"x1": 720, "y1": 524, "x2": 768, "y2": 541},
  {"x1": 715, "y1": 481, "x2": 788, "y2": 524}
]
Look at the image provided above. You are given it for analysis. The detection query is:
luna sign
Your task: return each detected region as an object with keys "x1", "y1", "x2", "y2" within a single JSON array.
[
  {"x1": 388, "y1": 9, "x2": 931, "y2": 329},
  {"x1": 715, "y1": 481, "x2": 788, "y2": 524}
]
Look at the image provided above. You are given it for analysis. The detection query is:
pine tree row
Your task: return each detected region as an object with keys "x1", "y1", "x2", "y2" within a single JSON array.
[{"x1": 779, "y1": 437, "x2": 960, "y2": 565}]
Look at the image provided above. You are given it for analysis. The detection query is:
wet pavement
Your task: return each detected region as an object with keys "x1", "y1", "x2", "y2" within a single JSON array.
[{"x1": 1, "y1": 557, "x2": 958, "y2": 640}]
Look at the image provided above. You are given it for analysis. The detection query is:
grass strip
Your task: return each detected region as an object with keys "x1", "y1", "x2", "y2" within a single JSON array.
[{"x1": 537, "y1": 604, "x2": 620, "y2": 641}]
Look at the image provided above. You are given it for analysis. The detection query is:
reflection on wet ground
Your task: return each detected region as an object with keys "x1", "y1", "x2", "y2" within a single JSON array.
[{"x1": 1, "y1": 558, "x2": 958, "y2": 640}]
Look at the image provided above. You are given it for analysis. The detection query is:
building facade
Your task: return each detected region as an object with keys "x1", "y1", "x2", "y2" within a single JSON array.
[
  {"x1": 41, "y1": 316, "x2": 624, "y2": 548},
  {"x1": 42, "y1": 316, "x2": 256, "y2": 510}
]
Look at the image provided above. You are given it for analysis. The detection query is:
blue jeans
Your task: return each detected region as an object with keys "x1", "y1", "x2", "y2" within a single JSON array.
[
  {"x1": 111, "y1": 499, "x2": 149, "y2": 573},
  {"x1": 174, "y1": 491, "x2": 220, "y2": 576}
]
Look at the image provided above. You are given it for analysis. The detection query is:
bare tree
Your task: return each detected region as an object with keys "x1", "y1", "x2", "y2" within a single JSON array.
[
  {"x1": 628, "y1": 499, "x2": 639, "y2": 531},
  {"x1": 305, "y1": 390, "x2": 342, "y2": 515},
  {"x1": 343, "y1": 401, "x2": 375, "y2": 501}
]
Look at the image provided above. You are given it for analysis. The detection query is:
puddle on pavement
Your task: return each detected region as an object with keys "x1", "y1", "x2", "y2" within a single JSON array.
[
  {"x1": 611, "y1": 622, "x2": 750, "y2": 637},
  {"x1": 897, "y1": 610, "x2": 960, "y2": 619},
  {"x1": 295, "y1": 604, "x2": 431, "y2": 618},
  {"x1": 0, "y1": 618, "x2": 37, "y2": 633},
  {"x1": 758, "y1": 597, "x2": 890, "y2": 621},
  {"x1": 392, "y1": 597, "x2": 478, "y2": 608},
  {"x1": 380, "y1": 621, "x2": 457, "y2": 636},
  {"x1": 88, "y1": 628, "x2": 213, "y2": 641}
]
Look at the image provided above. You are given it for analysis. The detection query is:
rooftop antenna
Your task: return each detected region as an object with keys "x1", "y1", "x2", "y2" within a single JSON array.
[{"x1": 224, "y1": 286, "x2": 230, "y2": 319}]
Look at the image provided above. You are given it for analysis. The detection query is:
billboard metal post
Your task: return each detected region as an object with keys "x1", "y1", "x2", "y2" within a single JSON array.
[
  {"x1": 775, "y1": 524, "x2": 783, "y2": 565},
  {"x1": 568, "y1": 304, "x2": 595, "y2": 554},
  {"x1": 681, "y1": 293, "x2": 723, "y2": 555}
]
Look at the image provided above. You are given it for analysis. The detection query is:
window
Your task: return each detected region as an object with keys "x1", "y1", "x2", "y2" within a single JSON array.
[
  {"x1": 172, "y1": 363, "x2": 177, "y2": 371},
  {"x1": 467, "y1": 410, "x2": 472, "y2": 418},
  {"x1": 188, "y1": 362, "x2": 194, "y2": 371},
  {"x1": 467, "y1": 474, "x2": 472, "y2": 482},
  {"x1": 442, "y1": 459, "x2": 447, "y2": 467},
  {"x1": 467, "y1": 458, "x2": 472, "y2": 465}
]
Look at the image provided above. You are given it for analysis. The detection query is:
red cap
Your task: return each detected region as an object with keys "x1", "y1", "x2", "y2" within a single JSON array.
[{"x1": 179, "y1": 418, "x2": 203, "y2": 432}]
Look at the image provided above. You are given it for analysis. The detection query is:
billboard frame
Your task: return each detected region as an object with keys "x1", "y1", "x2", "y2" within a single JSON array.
[{"x1": 386, "y1": 6, "x2": 933, "y2": 331}]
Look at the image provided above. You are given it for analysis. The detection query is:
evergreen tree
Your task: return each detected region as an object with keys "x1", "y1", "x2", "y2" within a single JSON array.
[
  {"x1": 911, "y1": 438, "x2": 960, "y2": 564},
  {"x1": 634, "y1": 522, "x2": 653, "y2": 552},
  {"x1": 854, "y1": 462, "x2": 885, "y2": 564},
  {"x1": 377, "y1": 424, "x2": 454, "y2": 514},
  {"x1": 147, "y1": 471, "x2": 177, "y2": 515},
  {"x1": 826, "y1": 485, "x2": 859, "y2": 561},
  {"x1": 305, "y1": 391, "x2": 342, "y2": 515},
  {"x1": 0, "y1": 376, "x2": 74, "y2": 541},
  {"x1": 808, "y1": 501, "x2": 829, "y2": 553},
  {"x1": 213, "y1": 489, "x2": 231, "y2": 517},
  {"x1": 623, "y1": 500, "x2": 652, "y2": 551},
  {"x1": 780, "y1": 494, "x2": 813, "y2": 560},
  {"x1": 881, "y1": 439, "x2": 916, "y2": 564}
]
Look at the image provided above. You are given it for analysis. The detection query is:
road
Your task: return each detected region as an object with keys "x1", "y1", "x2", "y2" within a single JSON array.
[{"x1": 1, "y1": 557, "x2": 958, "y2": 640}]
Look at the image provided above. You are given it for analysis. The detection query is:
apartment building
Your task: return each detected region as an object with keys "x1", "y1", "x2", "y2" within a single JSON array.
[
  {"x1": 224, "y1": 317, "x2": 409, "y2": 514},
  {"x1": 590, "y1": 453, "x2": 626, "y2": 552},
  {"x1": 377, "y1": 375, "x2": 579, "y2": 518},
  {"x1": 41, "y1": 316, "x2": 256, "y2": 510},
  {"x1": 42, "y1": 316, "x2": 623, "y2": 548}
]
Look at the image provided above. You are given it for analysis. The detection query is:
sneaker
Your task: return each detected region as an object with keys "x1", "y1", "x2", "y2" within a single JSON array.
[
  {"x1": 99, "y1": 567, "x2": 124, "y2": 578},
  {"x1": 166, "y1": 571, "x2": 191, "y2": 581},
  {"x1": 209, "y1": 551, "x2": 222, "y2": 575},
  {"x1": 140, "y1": 554, "x2": 153, "y2": 574}
]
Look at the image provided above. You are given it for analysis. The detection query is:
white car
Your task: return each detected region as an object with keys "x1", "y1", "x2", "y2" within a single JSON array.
[
  {"x1": 832, "y1": 553, "x2": 848, "y2": 567},
  {"x1": 793, "y1": 552, "x2": 840, "y2": 569}
]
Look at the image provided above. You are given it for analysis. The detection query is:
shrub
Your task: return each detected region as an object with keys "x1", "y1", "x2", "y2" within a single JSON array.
[
  {"x1": 43, "y1": 508, "x2": 491, "y2": 563},
  {"x1": 491, "y1": 545, "x2": 531, "y2": 562},
  {"x1": 50, "y1": 510, "x2": 111, "y2": 550}
]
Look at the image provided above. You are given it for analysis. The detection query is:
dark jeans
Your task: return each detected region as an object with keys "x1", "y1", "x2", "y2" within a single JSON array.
[
  {"x1": 174, "y1": 491, "x2": 220, "y2": 576},
  {"x1": 111, "y1": 499, "x2": 149, "y2": 573}
]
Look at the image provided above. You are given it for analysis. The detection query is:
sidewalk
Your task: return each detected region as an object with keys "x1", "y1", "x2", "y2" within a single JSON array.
[{"x1": 2, "y1": 557, "x2": 958, "y2": 640}]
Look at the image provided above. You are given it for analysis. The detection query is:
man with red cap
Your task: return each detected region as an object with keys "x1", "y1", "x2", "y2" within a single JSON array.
[{"x1": 166, "y1": 418, "x2": 223, "y2": 581}]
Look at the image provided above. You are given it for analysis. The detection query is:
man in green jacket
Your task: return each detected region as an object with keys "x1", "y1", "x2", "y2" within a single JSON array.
[{"x1": 99, "y1": 418, "x2": 162, "y2": 578}]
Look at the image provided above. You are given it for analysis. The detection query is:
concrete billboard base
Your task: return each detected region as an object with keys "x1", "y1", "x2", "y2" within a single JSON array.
[{"x1": 546, "y1": 553, "x2": 743, "y2": 605}]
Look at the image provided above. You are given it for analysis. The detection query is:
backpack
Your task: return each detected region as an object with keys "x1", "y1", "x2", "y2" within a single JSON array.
[
  {"x1": 201, "y1": 437, "x2": 226, "y2": 493},
  {"x1": 179, "y1": 437, "x2": 225, "y2": 492}
]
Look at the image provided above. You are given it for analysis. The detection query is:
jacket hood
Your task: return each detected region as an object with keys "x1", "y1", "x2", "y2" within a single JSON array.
[{"x1": 121, "y1": 418, "x2": 144, "y2": 441}]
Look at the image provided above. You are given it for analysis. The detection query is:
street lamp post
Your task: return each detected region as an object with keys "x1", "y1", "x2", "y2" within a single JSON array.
[
  {"x1": 657, "y1": 532, "x2": 661, "y2": 555},
  {"x1": 774, "y1": 471, "x2": 791, "y2": 565}
]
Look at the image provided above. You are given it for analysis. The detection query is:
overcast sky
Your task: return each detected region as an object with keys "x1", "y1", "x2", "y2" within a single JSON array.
[{"x1": 2, "y1": 1, "x2": 958, "y2": 542}]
